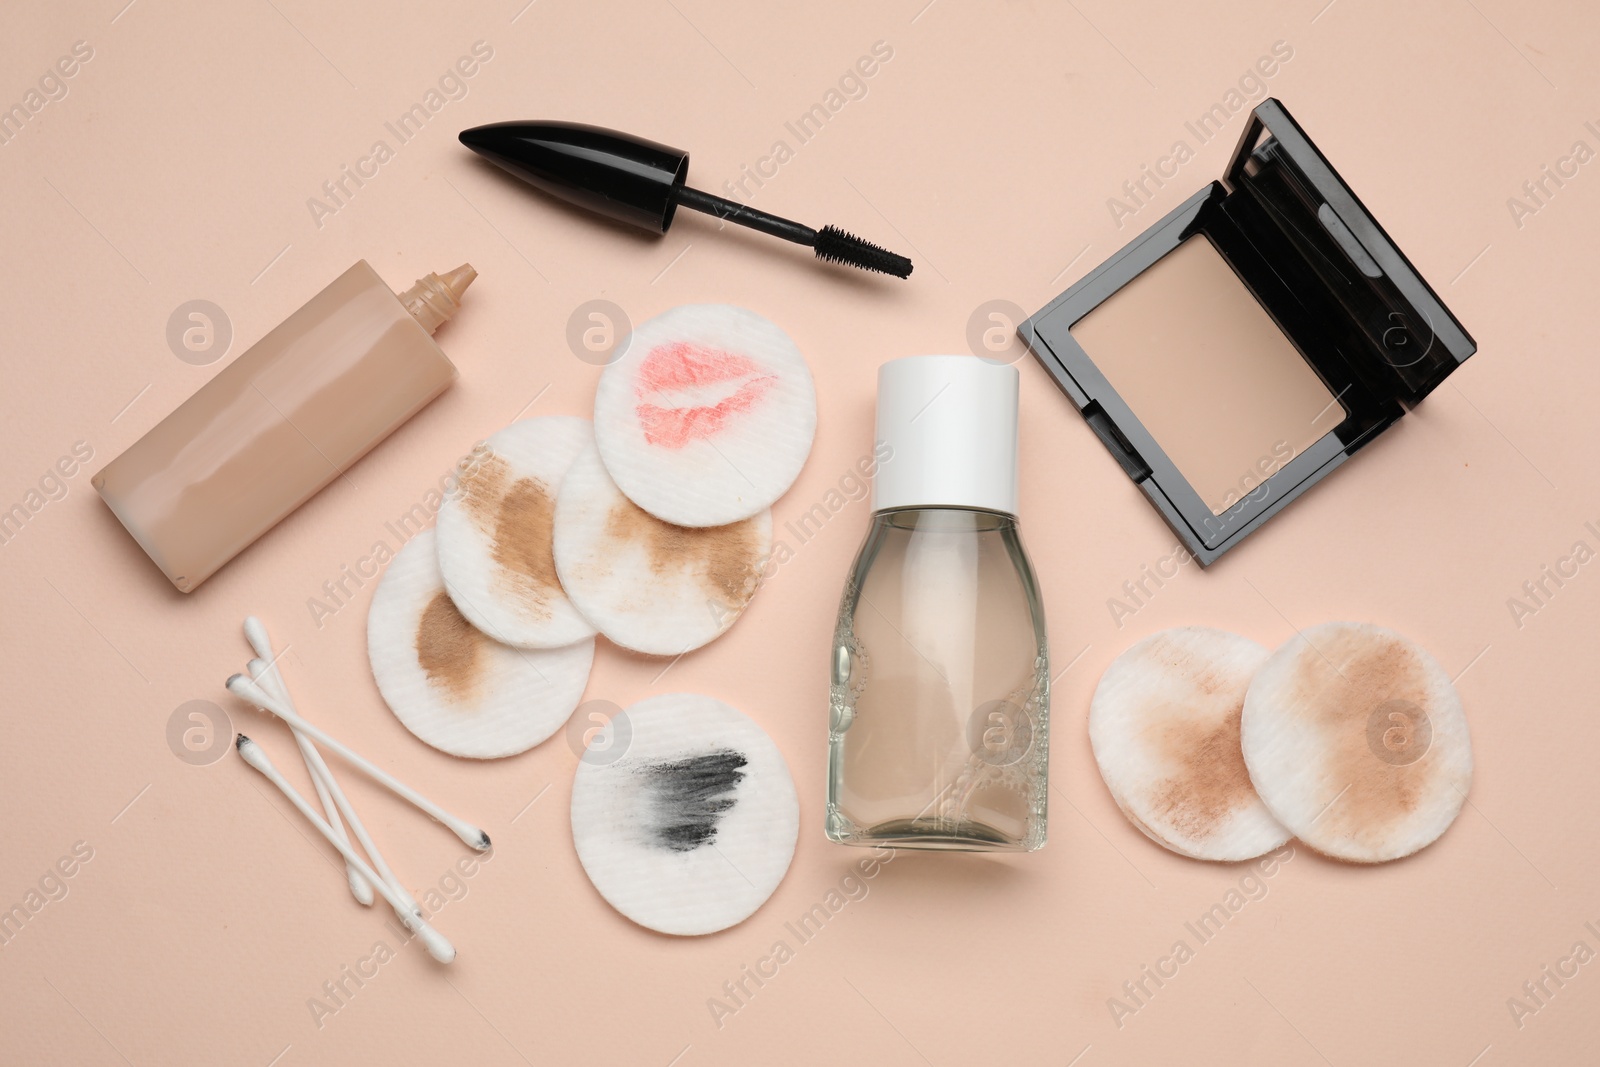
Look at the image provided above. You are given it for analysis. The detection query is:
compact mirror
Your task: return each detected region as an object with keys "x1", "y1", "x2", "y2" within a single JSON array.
[{"x1": 1021, "y1": 98, "x2": 1475, "y2": 563}]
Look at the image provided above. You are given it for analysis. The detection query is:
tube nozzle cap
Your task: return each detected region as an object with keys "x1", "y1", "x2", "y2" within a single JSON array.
[{"x1": 399, "y1": 264, "x2": 476, "y2": 334}]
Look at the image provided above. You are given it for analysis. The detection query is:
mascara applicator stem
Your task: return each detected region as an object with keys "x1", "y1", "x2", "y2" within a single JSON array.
[
  {"x1": 674, "y1": 185, "x2": 815, "y2": 242},
  {"x1": 671, "y1": 187, "x2": 912, "y2": 278}
]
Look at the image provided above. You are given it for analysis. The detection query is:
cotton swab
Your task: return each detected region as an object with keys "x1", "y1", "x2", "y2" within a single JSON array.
[
  {"x1": 235, "y1": 735, "x2": 455, "y2": 964},
  {"x1": 246, "y1": 658, "x2": 419, "y2": 919},
  {"x1": 242, "y1": 620, "x2": 373, "y2": 907},
  {"x1": 225, "y1": 673, "x2": 491, "y2": 851},
  {"x1": 242, "y1": 621, "x2": 420, "y2": 921},
  {"x1": 249, "y1": 657, "x2": 372, "y2": 905}
]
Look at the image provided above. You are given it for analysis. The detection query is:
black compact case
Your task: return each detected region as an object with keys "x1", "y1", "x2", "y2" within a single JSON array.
[{"x1": 1019, "y1": 98, "x2": 1475, "y2": 564}]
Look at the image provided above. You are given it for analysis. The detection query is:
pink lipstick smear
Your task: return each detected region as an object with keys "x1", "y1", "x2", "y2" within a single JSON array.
[{"x1": 634, "y1": 341, "x2": 776, "y2": 449}]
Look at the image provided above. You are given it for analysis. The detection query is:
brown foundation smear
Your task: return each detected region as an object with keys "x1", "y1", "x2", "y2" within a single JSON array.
[
  {"x1": 1136, "y1": 633, "x2": 1257, "y2": 842},
  {"x1": 604, "y1": 496, "x2": 760, "y2": 607},
  {"x1": 416, "y1": 590, "x2": 490, "y2": 703},
  {"x1": 493, "y1": 478, "x2": 561, "y2": 612},
  {"x1": 461, "y1": 453, "x2": 511, "y2": 524},
  {"x1": 1150, "y1": 702, "x2": 1254, "y2": 841},
  {"x1": 461, "y1": 454, "x2": 562, "y2": 615},
  {"x1": 1288, "y1": 629, "x2": 1433, "y2": 850}
]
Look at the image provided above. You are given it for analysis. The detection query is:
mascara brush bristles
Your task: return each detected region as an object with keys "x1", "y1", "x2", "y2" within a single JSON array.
[{"x1": 813, "y1": 226, "x2": 914, "y2": 279}]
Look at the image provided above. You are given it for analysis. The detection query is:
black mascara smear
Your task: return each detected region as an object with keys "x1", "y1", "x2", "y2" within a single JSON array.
[{"x1": 644, "y1": 749, "x2": 748, "y2": 852}]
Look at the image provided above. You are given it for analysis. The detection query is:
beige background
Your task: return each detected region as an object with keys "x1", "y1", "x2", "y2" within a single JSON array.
[{"x1": 2, "y1": 0, "x2": 1596, "y2": 1063}]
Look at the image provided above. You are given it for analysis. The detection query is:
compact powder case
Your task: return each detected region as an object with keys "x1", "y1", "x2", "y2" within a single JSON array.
[{"x1": 1020, "y1": 98, "x2": 1475, "y2": 564}]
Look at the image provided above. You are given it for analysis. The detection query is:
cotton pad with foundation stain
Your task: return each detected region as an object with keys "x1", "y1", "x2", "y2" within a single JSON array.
[
  {"x1": 569, "y1": 693, "x2": 798, "y2": 936},
  {"x1": 1241, "y1": 622, "x2": 1472, "y2": 864},
  {"x1": 592, "y1": 304, "x2": 815, "y2": 528},
  {"x1": 1090, "y1": 627, "x2": 1290, "y2": 861},
  {"x1": 367, "y1": 529, "x2": 594, "y2": 758},
  {"x1": 553, "y1": 443, "x2": 771, "y2": 655},
  {"x1": 435, "y1": 416, "x2": 595, "y2": 649}
]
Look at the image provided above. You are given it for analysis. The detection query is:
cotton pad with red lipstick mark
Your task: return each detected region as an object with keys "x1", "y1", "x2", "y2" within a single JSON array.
[
  {"x1": 552, "y1": 444, "x2": 772, "y2": 655},
  {"x1": 1241, "y1": 622, "x2": 1473, "y2": 863},
  {"x1": 1090, "y1": 627, "x2": 1290, "y2": 861},
  {"x1": 435, "y1": 416, "x2": 595, "y2": 649},
  {"x1": 593, "y1": 305, "x2": 815, "y2": 527},
  {"x1": 367, "y1": 529, "x2": 594, "y2": 759}
]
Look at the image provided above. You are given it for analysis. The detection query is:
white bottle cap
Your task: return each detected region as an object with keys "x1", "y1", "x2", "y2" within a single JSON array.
[{"x1": 873, "y1": 355, "x2": 1018, "y2": 514}]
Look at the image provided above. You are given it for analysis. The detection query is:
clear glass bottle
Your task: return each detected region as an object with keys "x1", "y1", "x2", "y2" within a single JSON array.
[{"x1": 827, "y1": 356, "x2": 1049, "y2": 852}]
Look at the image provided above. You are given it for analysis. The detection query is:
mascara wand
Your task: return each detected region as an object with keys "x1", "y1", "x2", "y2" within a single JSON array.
[
  {"x1": 672, "y1": 187, "x2": 911, "y2": 278},
  {"x1": 459, "y1": 121, "x2": 913, "y2": 279}
]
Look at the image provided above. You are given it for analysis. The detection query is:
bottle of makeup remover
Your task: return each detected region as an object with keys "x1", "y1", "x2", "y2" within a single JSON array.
[{"x1": 827, "y1": 355, "x2": 1049, "y2": 852}]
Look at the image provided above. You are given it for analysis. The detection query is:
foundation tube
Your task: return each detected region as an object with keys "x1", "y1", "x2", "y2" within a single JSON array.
[{"x1": 94, "y1": 260, "x2": 476, "y2": 592}]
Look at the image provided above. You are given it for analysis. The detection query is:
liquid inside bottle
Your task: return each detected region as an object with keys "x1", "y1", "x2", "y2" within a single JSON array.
[{"x1": 827, "y1": 506, "x2": 1049, "y2": 851}]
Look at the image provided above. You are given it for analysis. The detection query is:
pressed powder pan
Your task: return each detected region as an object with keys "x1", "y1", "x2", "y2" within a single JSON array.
[{"x1": 1070, "y1": 236, "x2": 1344, "y2": 515}]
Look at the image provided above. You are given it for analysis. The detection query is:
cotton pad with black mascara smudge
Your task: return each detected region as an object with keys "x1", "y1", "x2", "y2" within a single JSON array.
[
  {"x1": 552, "y1": 443, "x2": 771, "y2": 656},
  {"x1": 592, "y1": 304, "x2": 816, "y2": 528},
  {"x1": 1241, "y1": 621, "x2": 1473, "y2": 864},
  {"x1": 435, "y1": 416, "x2": 596, "y2": 649},
  {"x1": 1090, "y1": 626, "x2": 1291, "y2": 861},
  {"x1": 570, "y1": 692, "x2": 799, "y2": 936},
  {"x1": 367, "y1": 529, "x2": 595, "y2": 758}
]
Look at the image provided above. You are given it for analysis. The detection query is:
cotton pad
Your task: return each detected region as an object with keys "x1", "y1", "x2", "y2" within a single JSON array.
[
  {"x1": 570, "y1": 693, "x2": 798, "y2": 936},
  {"x1": 367, "y1": 529, "x2": 594, "y2": 759},
  {"x1": 1241, "y1": 622, "x2": 1472, "y2": 864},
  {"x1": 553, "y1": 444, "x2": 771, "y2": 655},
  {"x1": 435, "y1": 416, "x2": 596, "y2": 649},
  {"x1": 593, "y1": 304, "x2": 815, "y2": 527},
  {"x1": 1090, "y1": 627, "x2": 1290, "y2": 861}
]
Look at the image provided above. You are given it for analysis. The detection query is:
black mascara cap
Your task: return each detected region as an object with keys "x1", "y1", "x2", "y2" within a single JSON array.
[{"x1": 459, "y1": 121, "x2": 689, "y2": 234}]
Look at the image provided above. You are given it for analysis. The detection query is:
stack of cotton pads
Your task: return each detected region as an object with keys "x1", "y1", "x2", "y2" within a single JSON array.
[
  {"x1": 367, "y1": 305, "x2": 815, "y2": 761},
  {"x1": 1090, "y1": 623, "x2": 1473, "y2": 864},
  {"x1": 560, "y1": 303, "x2": 809, "y2": 654}
]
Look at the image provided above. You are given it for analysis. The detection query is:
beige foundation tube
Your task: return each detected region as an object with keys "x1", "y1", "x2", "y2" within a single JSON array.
[{"x1": 94, "y1": 260, "x2": 476, "y2": 592}]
